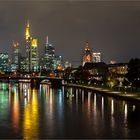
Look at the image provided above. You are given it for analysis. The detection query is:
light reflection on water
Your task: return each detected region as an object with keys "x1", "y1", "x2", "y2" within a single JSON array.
[
  {"x1": 0, "y1": 82, "x2": 140, "y2": 138},
  {"x1": 23, "y1": 88, "x2": 39, "y2": 139},
  {"x1": 12, "y1": 87, "x2": 20, "y2": 133}
]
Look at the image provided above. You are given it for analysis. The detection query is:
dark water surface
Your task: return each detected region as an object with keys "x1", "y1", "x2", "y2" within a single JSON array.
[{"x1": 0, "y1": 82, "x2": 140, "y2": 139}]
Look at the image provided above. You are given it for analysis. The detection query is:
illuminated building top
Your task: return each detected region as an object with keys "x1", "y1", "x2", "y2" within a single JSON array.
[
  {"x1": 12, "y1": 41, "x2": 19, "y2": 48},
  {"x1": 46, "y1": 36, "x2": 49, "y2": 45},
  {"x1": 32, "y1": 39, "x2": 37, "y2": 47},
  {"x1": 26, "y1": 20, "x2": 30, "y2": 40},
  {"x1": 84, "y1": 42, "x2": 90, "y2": 51}
]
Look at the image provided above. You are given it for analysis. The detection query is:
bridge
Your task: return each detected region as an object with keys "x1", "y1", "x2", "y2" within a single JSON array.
[{"x1": 0, "y1": 76, "x2": 63, "y2": 89}]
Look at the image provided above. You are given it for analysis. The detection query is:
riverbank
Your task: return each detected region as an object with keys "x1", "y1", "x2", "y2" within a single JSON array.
[{"x1": 63, "y1": 83, "x2": 140, "y2": 103}]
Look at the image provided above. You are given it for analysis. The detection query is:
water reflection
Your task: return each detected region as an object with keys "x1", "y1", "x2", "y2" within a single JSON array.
[
  {"x1": 0, "y1": 82, "x2": 140, "y2": 138},
  {"x1": 132, "y1": 105, "x2": 136, "y2": 112},
  {"x1": 49, "y1": 88, "x2": 53, "y2": 113},
  {"x1": 111, "y1": 99, "x2": 114, "y2": 115},
  {"x1": 0, "y1": 83, "x2": 8, "y2": 125},
  {"x1": 12, "y1": 86, "x2": 20, "y2": 133},
  {"x1": 82, "y1": 90, "x2": 84, "y2": 102},
  {"x1": 111, "y1": 99, "x2": 115, "y2": 135},
  {"x1": 124, "y1": 103, "x2": 128, "y2": 137},
  {"x1": 94, "y1": 93, "x2": 97, "y2": 116},
  {"x1": 58, "y1": 89, "x2": 63, "y2": 110},
  {"x1": 101, "y1": 97, "x2": 104, "y2": 118},
  {"x1": 124, "y1": 103, "x2": 128, "y2": 121},
  {"x1": 23, "y1": 88, "x2": 39, "y2": 139}
]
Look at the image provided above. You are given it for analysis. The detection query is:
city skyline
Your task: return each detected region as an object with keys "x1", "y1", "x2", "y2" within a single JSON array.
[
  {"x1": 1, "y1": 1, "x2": 140, "y2": 139},
  {"x1": 0, "y1": 1, "x2": 140, "y2": 66}
]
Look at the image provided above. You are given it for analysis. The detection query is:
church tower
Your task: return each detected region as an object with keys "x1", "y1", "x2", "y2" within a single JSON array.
[{"x1": 82, "y1": 42, "x2": 92, "y2": 66}]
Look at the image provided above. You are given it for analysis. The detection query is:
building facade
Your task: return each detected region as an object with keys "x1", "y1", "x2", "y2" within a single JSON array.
[
  {"x1": 54, "y1": 55, "x2": 63, "y2": 70},
  {"x1": 20, "y1": 56, "x2": 27, "y2": 72},
  {"x1": 92, "y1": 52, "x2": 101, "y2": 63},
  {"x1": 0, "y1": 53, "x2": 9, "y2": 72},
  {"x1": 31, "y1": 38, "x2": 38, "y2": 71}
]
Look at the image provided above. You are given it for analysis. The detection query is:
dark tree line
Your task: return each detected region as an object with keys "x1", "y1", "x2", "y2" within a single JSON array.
[{"x1": 126, "y1": 58, "x2": 140, "y2": 90}]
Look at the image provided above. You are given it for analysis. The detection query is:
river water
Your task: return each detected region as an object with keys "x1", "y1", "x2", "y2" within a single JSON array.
[{"x1": 0, "y1": 82, "x2": 140, "y2": 139}]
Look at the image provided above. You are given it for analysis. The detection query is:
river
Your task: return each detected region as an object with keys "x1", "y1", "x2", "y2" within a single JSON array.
[{"x1": 0, "y1": 81, "x2": 140, "y2": 139}]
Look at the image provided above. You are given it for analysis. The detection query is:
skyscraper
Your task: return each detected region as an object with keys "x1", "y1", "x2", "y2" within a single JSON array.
[
  {"x1": 0, "y1": 53, "x2": 9, "y2": 72},
  {"x1": 25, "y1": 20, "x2": 32, "y2": 72},
  {"x1": 25, "y1": 20, "x2": 38, "y2": 72},
  {"x1": 31, "y1": 38, "x2": 38, "y2": 71},
  {"x1": 11, "y1": 41, "x2": 20, "y2": 71},
  {"x1": 82, "y1": 42, "x2": 92, "y2": 66},
  {"x1": 44, "y1": 36, "x2": 55, "y2": 71}
]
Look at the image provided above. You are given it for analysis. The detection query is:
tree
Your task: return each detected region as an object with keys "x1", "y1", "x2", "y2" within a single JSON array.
[
  {"x1": 73, "y1": 66, "x2": 90, "y2": 83},
  {"x1": 126, "y1": 58, "x2": 140, "y2": 89},
  {"x1": 63, "y1": 67, "x2": 72, "y2": 79},
  {"x1": 104, "y1": 70, "x2": 119, "y2": 88}
]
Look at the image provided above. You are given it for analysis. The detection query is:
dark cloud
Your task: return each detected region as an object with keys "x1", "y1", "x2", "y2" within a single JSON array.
[{"x1": 0, "y1": 1, "x2": 140, "y2": 66}]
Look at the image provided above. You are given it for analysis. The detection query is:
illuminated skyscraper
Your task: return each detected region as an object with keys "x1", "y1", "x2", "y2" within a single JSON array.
[
  {"x1": 26, "y1": 20, "x2": 30, "y2": 40},
  {"x1": 11, "y1": 41, "x2": 20, "y2": 71},
  {"x1": 0, "y1": 53, "x2": 9, "y2": 72},
  {"x1": 25, "y1": 20, "x2": 38, "y2": 72},
  {"x1": 82, "y1": 42, "x2": 92, "y2": 66},
  {"x1": 12, "y1": 41, "x2": 20, "y2": 65},
  {"x1": 44, "y1": 36, "x2": 55, "y2": 70},
  {"x1": 31, "y1": 38, "x2": 38, "y2": 71},
  {"x1": 25, "y1": 20, "x2": 32, "y2": 72},
  {"x1": 92, "y1": 52, "x2": 101, "y2": 63}
]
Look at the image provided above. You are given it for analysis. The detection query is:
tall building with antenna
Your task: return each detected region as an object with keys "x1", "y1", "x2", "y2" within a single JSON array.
[
  {"x1": 82, "y1": 42, "x2": 92, "y2": 66},
  {"x1": 25, "y1": 20, "x2": 32, "y2": 72},
  {"x1": 44, "y1": 36, "x2": 55, "y2": 71}
]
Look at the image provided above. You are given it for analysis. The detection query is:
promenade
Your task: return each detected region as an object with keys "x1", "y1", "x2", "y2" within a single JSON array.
[{"x1": 64, "y1": 83, "x2": 140, "y2": 103}]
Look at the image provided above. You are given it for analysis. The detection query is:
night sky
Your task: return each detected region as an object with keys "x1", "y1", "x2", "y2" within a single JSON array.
[{"x1": 0, "y1": 1, "x2": 140, "y2": 66}]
